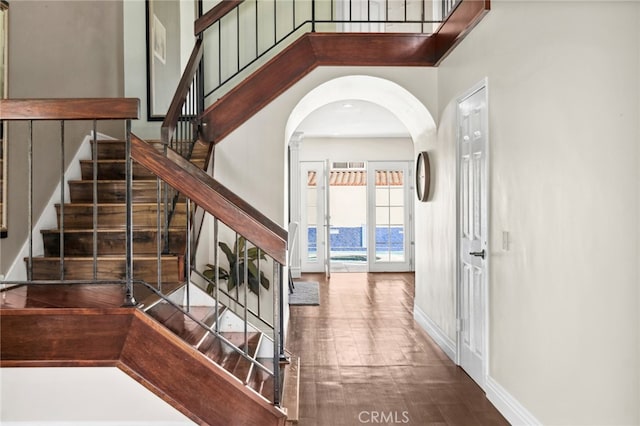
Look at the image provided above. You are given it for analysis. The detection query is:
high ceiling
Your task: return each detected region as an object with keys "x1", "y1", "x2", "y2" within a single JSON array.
[{"x1": 295, "y1": 99, "x2": 411, "y2": 139}]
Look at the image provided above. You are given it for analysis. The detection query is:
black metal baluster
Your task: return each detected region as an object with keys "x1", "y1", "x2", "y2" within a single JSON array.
[
  {"x1": 237, "y1": 8, "x2": 241, "y2": 74},
  {"x1": 124, "y1": 119, "x2": 136, "y2": 306},
  {"x1": 59, "y1": 121, "x2": 65, "y2": 281},
  {"x1": 272, "y1": 261, "x2": 282, "y2": 406},
  {"x1": 27, "y1": 121, "x2": 33, "y2": 281},
  {"x1": 257, "y1": 248, "x2": 262, "y2": 318},
  {"x1": 218, "y1": 22, "x2": 222, "y2": 87},
  {"x1": 243, "y1": 241, "x2": 249, "y2": 356},
  {"x1": 92, "y1": 121, "x2": 98, "y2": 280},
  {"x1": 235, "y1": 232, "x2": 240, "y2": 302},
  {"x1": 157, "y1": 174, "x2": 162, "y2": 292},
  {"x1": 214, "y1": 217, "x2": 220, "y2": 333},
  {"x1": 255, "y1": 0, "x2": 259, "y2": 56},
  {"x1": 186, "y1": 197, "x2": 192, "y2": 312}
]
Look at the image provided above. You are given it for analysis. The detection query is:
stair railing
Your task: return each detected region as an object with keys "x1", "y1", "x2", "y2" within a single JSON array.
[
  {"x1": 195, "y1": 0, "x2": 460, "y2": 108},
  {"x1": 131, "y1": 134, "x2": 287, "y2": 406},
  {"x1": 0, "y1": 98, "x2": 140, "y2": 306},
  {"x1": 161, "y1": 0, "x2": 463, "y2": 160},
  {"x1": 160, "y1": 0, "x2": 467, "y2": 266},
  {"x1": 138, "y1": 278, "x2": 283, "y2": 404}
]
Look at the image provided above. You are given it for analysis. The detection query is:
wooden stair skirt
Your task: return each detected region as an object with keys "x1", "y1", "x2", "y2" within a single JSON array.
[
  {"x1": 144, "y1": 290, "x2": 279, "y2": 404},
  {"x1": 0, "y1": 307, "x2": 286, "y2": 426}
]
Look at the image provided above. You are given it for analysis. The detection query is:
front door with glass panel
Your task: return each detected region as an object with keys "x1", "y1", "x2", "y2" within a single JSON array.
[
  {"x1": 367, "y1": 162, "x2": 412, "y2": 272},
  {"x1": 300, "y1": 162, "x2": 327, "y2": 273}
]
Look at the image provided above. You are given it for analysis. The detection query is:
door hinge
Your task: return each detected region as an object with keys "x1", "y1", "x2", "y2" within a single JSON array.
[{"x1": 456, "y1": 318, "x2": 463, "y2": 332}]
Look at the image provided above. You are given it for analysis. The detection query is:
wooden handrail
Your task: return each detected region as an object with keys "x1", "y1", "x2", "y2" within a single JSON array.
[
  {"x1": 432, "y1": 0, "x2": 491, "y2": 65},
  {"x1": 130, "y1": 134, "x2": 287, "y2": 265},
  {"x1": 199, "y1": 0, "x2": 490, "y2": 144},
  {"x1": 194, "y1": 0, "x2": 244, "y2": 36},
  {"x1": 0, "y1": 98, "x2": 140, "y2": 121},
  {"x1": 161, "y1": 38, "x2": 204, "y2": 144}
]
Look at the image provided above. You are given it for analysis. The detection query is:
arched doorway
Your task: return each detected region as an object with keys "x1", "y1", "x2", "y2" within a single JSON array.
[{"x1": 285, "y1": 75, "x2": 436, "y2": 276}]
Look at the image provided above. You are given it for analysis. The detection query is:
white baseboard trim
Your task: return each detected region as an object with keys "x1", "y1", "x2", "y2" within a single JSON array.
[
  {"x1": 290, "y1": 267, "x2": 301, "y2": 279},
  {"x1": 413, "y1": 304, "x2": 456, "y2": 363},
  {"x1": 485, "y1": 376, "x2": 541, "y2": 426}
]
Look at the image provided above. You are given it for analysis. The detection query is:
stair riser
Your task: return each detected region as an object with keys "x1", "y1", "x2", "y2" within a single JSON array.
[
  {"x1": 29, "y1": 258, "x2": 182, "y2": 284},
  {"x1": 42, "y1": 231, "x2": 186, "y2": 256},
  {"x1": 90, "y1": 141, "x2": 208, "y2": 162},
  {"x1": 80, "y1": 162, "x2": 155, "y2": 180},
  {"x1": 68, "y1": 182, "x2": 184, "y2": 203},
  {"x1": 56, "y1": 204, "x2": 187, "y2": 229},
  {"x1": 90, "y1": 141, "x2": 164, "y2": 160},
  {"x1": 80, "y1": 160, "x2": 206, "y2": 181}
]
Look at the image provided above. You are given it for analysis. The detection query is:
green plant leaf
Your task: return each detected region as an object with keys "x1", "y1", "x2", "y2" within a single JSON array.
[{"x1": 219, "y1": 242, "x2": 234, "y2": 263}]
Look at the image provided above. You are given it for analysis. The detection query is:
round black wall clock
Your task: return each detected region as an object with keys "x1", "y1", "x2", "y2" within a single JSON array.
[{"x1": 416, "y1": 151, "x2": 430, "y2": 202}]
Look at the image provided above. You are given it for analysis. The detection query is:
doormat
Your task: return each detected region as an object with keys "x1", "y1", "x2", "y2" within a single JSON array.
[{"x1": 289, "y1": 281, "x2": 320, "y2": 306}]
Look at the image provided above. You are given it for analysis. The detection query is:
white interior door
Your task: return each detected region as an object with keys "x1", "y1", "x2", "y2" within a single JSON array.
[
  {"x1": 457, "y1": 84, "x2": 488, "y2": 388},
  {"x1": 367, "y1": 161, "x2": 413, "y2": 272},
  {"x1": 300, "y1": 162, "x2": 326, "y2": 273}
]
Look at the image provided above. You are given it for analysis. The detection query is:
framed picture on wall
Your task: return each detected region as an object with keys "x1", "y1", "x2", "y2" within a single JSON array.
[
  {"x1": 153, "y1": 14, "x2": 166, "y2": 65},
  {"x1": 146, "y1": 0, "x2": 182, "y2": 120}
]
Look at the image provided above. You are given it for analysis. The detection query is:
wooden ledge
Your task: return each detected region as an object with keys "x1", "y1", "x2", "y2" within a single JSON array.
[{"x1": 0, "y1": 98, "x2": 140, "y2": 121}]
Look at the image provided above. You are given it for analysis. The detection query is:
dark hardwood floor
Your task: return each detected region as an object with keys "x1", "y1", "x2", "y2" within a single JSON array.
[{"x1": 287, "y1": 272, "x2": 509, "y2": 426}]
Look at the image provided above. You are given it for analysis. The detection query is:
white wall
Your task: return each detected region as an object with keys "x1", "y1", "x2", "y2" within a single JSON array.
[
  {"x1": 300, "y1": 137, "x2": 413, "y2": 162},
  {"x1": 637, "y1": 9, "x2": 640, "y2": 423},
  {"x1": 124, "y1": 0, "x2": 160, "y2": 139},
  {"x1": 123, "y1": 0, "x2": 195, "y2": 139},
  {"x1": 213, "y1": 67, "x2": 438, "y2": 226},
  {"x1": 413, "y1": 101, "x2": 457, "y2": 344},
  {"x1": 434, "y1": 2, "x2": 640, "y2": 424},
  {"x1": 1, "y1": 367, "x2": 193, "y2": 425}
]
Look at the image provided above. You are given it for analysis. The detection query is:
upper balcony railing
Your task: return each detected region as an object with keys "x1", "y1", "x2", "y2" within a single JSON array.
[
  {"x1": 195, "y1": 0, "x2": 460, "y2": 106},
  {"x1": 161, "y1": 0, "x2": 463, "y2": 170},
  {"x1": 159, "y1": 0, "x2": 463, "y2": 290}
]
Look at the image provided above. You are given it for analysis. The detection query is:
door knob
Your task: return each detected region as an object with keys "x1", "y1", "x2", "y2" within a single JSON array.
[{"x1": 469, "y1": 250, "x2": 486, "y2": 259}]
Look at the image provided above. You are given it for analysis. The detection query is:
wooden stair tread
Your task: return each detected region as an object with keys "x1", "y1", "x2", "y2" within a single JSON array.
[
  {"x1": 55, "y1": 202, "x2": 186, "y2": 207},
  {"x1": 198, "y1": 331, "x2": 261, "y2": 383},
  {"x1": 281, "y1": 355, "x2": 300, "y2": 424},
  {"x1": 0, "y1": 283, "x2": 178, "y2": 310},
  {"x1": 54, "y1": 203, "x2": 187, "y2": 230},
  {"x1": 80, "y1": 159, "x2": 206, "y2": 165},
  {"x1": 250, "y1": 358, "x2": 276, "y2": 402},
  {"x1": 41, "y1": 228, "x2": 185, "y2": 234},
  {"x1": 147, "y1": 303, "x2": 218, "y2": 347},
  {"x1": 28, "y1": 256, "x2": 182, "y2": 285},
  {"x1": 29, "y1": 255, "x2": 181, "y2": 260},
  {"x1": 68, "y1": 180, "x2": 181, "y2": 203},
  {"x1": 89, "y1": 140, "x2": 208, "y2": 160},
  {"x1": 69, "y1": 179, "x2": 158, "y2": 184}
]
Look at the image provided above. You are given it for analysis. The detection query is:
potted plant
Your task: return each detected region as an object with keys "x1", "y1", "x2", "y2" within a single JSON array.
[{"x1": 203, "y1": 236, "x2": 270, "y2": 295}]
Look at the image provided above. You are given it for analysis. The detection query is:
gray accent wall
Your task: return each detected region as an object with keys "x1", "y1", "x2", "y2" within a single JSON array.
[{"x1": 1, "y1": 1, "x2": 124, "y2": 274}]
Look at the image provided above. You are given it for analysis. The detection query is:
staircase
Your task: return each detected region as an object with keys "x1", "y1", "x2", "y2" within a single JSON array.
[
  {"x1": 1, "y1": 282, "x2": 288, "y2": 425},
  {"x1": 143, "y1": 284, "x2": 281, "y2": 403},
  {"x1": 1, "y1": 120, "x2": 292, "y2": 423},
  {"x1": 28, "y1": 138, "x2": 210, "y2": 284},
  {"x1": 1, "y1": 1, "x2": 490, "y2": 423}
]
